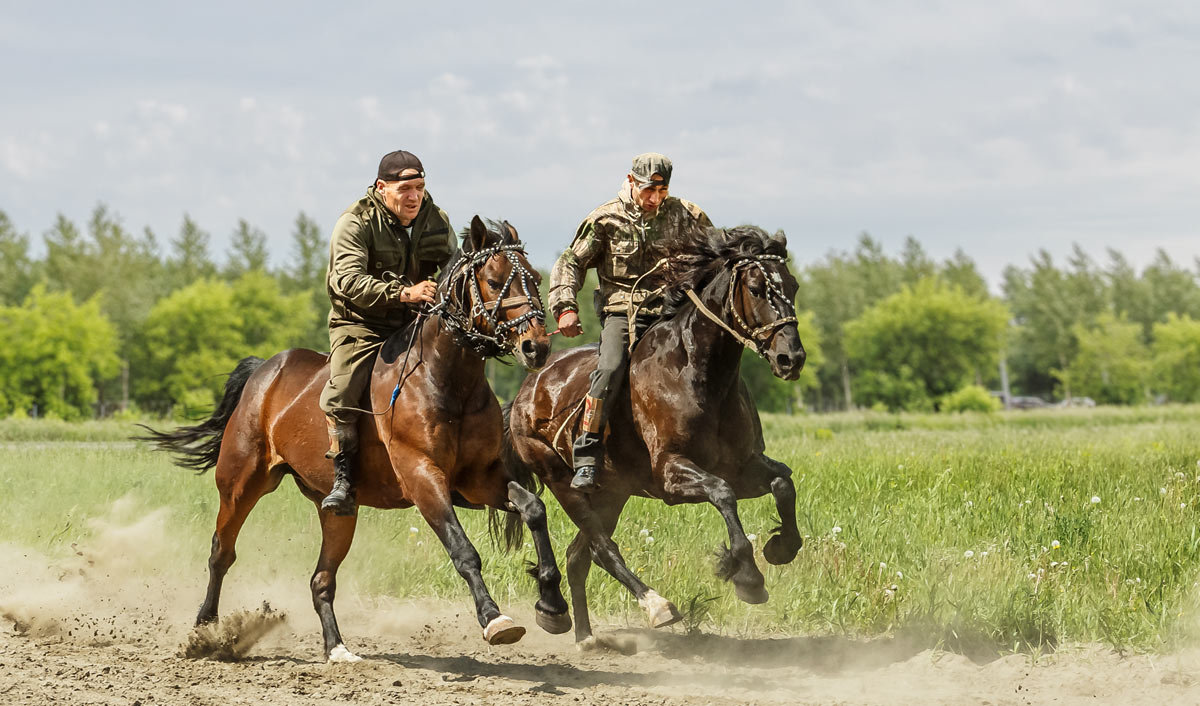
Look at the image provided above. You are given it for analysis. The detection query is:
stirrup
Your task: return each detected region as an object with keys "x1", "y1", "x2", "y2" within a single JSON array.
[{"x1": 570, "y1": 465, "x2": 598, "y2": 493}]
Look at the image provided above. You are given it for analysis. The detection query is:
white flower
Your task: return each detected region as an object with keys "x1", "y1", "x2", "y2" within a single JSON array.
[
  {"x1": 645, "y1": 535, "x2": 655, "y2": 545},
  {"x1": 747, "y1": 534, "x2": 758, "y2": 542},
  {"x1": 1182, "y1": 503, "x2": 1188, "y2": 509},
  {"x1": 981, "y1": 551, "x2": 988, "y2": 559},
  {"x1": 1037, "y1": 568, "x2": 1045, "y2": 575},
  {"x1": 1090, "y1": 496, "x2": 1101, "y2": 504},
  {"x1": 409, "y1": 526, "x2": 419, "y2": 534},
  {"x1": 1161, "y1": 488, "x2": 1168, "y2": 496},
  {"x1": 1134, "y1": 497, "x2": 1142, "y2": 502},
  {"x1": 879, "y1": 562, "x2": 887, "y2": 569},
  {"x1": 965, "y1": 500, "x2": 974, "y2": 509},
  {"x1": 1051, "y1": 561, "x2": 1059, "y2": 568},
  {"x1": 1028, "y1": 573, "x2": 1037, "y2": 580},
  {"x1": 964, "y1": 550, "x2": 975, "y2": 559},
  {"x1": 1176, "y1": 472, "x2": 1186, "y2": 481},
  {"x1": 1051, "y1": 540, "x2": 1060, "y2": 549},
  {"x1": 896, "y1": 571, "x2": 904, "y2": 579},
  {"x1": 1136, "y1": 577, "x2": 1142, "y2": 584},
  {"x1": 639, "y1": 528, "x2": 650, "y2": 538},
  {"x1": 898, "y1": 464, "x2": 905, "y2": 470},
  {"x1": 832, "y1": 526, "x2": 842, "y2": 535}
]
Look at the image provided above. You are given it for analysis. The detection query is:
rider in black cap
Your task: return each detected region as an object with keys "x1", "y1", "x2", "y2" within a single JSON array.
[{"x1": 317, "y1": 150, "x2": 458, "y2": 515}]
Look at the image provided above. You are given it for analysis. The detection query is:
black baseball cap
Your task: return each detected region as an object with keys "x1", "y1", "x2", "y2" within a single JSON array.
[{"x1": 377, "y1": 150, "x2": 425, "y2": 181}]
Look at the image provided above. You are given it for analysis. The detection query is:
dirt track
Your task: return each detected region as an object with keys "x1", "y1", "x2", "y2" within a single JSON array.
[
  {"x1": 2, "y1": 511, "x2": 1200, "y2": 705},
  {"x1": 5, "y1": 598, "x2": 1200, "y2": 706}
]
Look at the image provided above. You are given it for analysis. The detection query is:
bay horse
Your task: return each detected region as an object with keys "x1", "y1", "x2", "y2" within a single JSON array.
[
  {"x1": 139, "y1": 216, "x2": 570, "y2": 662},
  {"x1": 503, "y1": 225, "x2": 806, "y2": 647}
]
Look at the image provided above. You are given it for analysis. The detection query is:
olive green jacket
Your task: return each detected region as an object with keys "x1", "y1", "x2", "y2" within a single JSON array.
[
  {"x1": 326, "y1": 187, "x2": 457, "y2": 330},
  {"x1": 549, "y1": 185, "x2": 711, "y2": 318}
]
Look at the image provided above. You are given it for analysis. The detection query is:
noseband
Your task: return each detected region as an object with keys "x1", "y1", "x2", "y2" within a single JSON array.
[
  {"x1": 686, "y1": 254, "x2": 798, "y2": 359},
  {"x1": 434, "y1": 243, "x2": 545, "y2": 358}
]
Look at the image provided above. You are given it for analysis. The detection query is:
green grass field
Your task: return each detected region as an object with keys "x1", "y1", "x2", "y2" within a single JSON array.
[{"x1": 2, "y1": 406, "x2": 1198, "y2": 654}]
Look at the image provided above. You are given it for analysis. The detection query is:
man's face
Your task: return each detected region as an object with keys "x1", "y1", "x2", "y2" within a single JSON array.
[
  {"x1": 376, "y1": 168, "x2": 425, "y2": 224},
  {"x1": 628, "y1": 174, "x2": 669, "y2": 215}
]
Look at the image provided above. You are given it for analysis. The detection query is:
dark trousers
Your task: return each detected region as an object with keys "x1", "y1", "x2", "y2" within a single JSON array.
[{"x1": 572, "y1": 314, "x2": 648, "y2": 469}]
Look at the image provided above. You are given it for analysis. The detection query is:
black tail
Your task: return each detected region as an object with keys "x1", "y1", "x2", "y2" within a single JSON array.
[
  {"x1": 133, "y1": 356, "x2": 267, "y2": 474},
  {"x1": 488, "y1": 401, "x2": 543, "y2": 552}
]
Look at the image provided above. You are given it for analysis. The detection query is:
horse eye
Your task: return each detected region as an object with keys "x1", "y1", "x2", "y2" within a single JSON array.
[
  {"x1": 487, "y1": 279, "x2": 503, "y2": 290},
  {"x1": 749, "y1": 283, "x2": 765, "y2": 297}
]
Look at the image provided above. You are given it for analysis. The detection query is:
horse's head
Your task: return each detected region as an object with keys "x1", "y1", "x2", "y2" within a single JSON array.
[
  {"x1": 726, "y1": 228, "x2": 806, "y2": 380},
  {"x1": 443, "y1": 215, "x2": 550, "y2": 370},
  {"x1": 658, "y1": 225, "x2": 806, "y2": 380}
]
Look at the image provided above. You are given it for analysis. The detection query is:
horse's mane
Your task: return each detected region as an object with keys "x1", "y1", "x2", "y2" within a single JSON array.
[{"x1": 655, "y1": 225, "x2": 788, "y2": 318}]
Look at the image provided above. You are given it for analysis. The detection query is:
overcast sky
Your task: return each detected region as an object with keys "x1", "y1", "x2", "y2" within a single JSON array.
[{"x1": 2, "y1": 2, "x2": 1197, "y2": 288}]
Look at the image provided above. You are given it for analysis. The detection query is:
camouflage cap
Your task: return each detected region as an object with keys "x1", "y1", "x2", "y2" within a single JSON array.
[
  {"x1": 629, "y1": 152, "x2": 672, "y2": 186},
  {"x1": 377, "y1": 150, "x2": 425, "y2": 181}
]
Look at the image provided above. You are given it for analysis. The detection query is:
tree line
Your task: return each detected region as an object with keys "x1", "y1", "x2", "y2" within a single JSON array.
[{"x1": 1, "y1": 206, "x2": 1198, "y2": 419}]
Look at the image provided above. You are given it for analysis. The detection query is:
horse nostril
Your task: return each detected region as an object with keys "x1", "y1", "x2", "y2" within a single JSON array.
[
  {"x1": 776, "y1": 353, "x2": 791, "y2": 369},
  {"x1": 521, "y1": 339, "x2": 536, "y2": 357}
]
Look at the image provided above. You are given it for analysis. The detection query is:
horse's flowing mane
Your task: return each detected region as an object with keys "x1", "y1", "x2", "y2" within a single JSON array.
[{"x1": 654, "y1": 225, "x2": 788, "y2": 317}]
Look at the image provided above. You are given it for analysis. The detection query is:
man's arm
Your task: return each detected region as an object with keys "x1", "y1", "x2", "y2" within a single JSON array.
[
  {"x1": 548, "y1": 219, "x2": 601, "y2": 319},
  {"x1": 327, "y1": 213, "x2": 405, "y2": 308}
]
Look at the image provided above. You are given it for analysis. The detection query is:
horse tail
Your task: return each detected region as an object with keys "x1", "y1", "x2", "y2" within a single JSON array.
[
  {"x1": 489, "y1": 400, "x2": 543, "y2": 553},
  {"x1": 133, "y1": 356, "x2": 267, "y2": 474}
]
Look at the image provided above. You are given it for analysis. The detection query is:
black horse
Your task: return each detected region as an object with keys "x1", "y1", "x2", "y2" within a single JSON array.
[{"x1": 504, "y1": 225, "x2": 806, "y2": 647}]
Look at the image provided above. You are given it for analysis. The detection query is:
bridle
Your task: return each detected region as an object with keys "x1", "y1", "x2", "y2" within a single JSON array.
[
  {"x1": 432, "y1": 242, "x2": 546, "y2": 358},
  {"x1": 685, "y1": 254, "x2": 798, "y2": 359}
]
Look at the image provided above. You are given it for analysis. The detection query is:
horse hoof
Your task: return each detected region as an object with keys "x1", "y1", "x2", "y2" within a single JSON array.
[
  {"x1": 576, "y1": 634, "x2": 638, "y2": 655},
  {"x1": 483, "y1": 615, "x2": 526, "y2": 645},
  {"x1": 535, "y1": 609, "x2": 572, "y2": 635},
  {"x1": 575, "y1": 636, "x2": 599, "y2": 652},
  {"x1": 763, "y1": 535, "x2": 801, "y2": 565},
  {"x1": 735, "y1": 583, "x2": 770, "y2": 605},
  {"x1": 327, "y1": 644, "x2": 363, "y2": 663},
  {"x1": 638, "y1": 590, "x2": 682, "y2": 629}
]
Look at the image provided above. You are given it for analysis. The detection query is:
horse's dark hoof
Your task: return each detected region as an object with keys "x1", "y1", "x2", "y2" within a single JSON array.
[
  {"x1": 735, "y1": 582, "x2": 769, "y2": 605},
  {"x1": 535, "y1": 609, "x2": 572, "y2": 635},
  {"x1": 762, "y1": 534, "x2": 801, "y2": 565}
]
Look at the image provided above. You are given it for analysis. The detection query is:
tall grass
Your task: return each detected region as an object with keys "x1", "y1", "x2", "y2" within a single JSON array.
[{"x1": 2, "y1": 406, "x2": 1199, "y2": 653}]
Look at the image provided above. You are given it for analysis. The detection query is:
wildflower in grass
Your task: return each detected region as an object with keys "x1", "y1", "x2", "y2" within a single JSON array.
[
  {"x1": 1090, "y1": 496, "x2": 1101, "y2": 504},
  {"x1": 1182, "y1": 503, "x2": 1188, "y2": 509},
  {"x1": 1161, "y1": 487, "x2": 1168, "y2": 495},
  {"x1": 981, "y1": 551, "x2": 988, "y2": 559},
  {"x1": 409, "y1": 526, "x2": 419, "y2": 534},
  {"x1": 1176, "y1": 472, "x2": 1186, "y2": 481},
  {"x1": 1051, "y1": 540, "x2": 1061, "y2": 549},
  {"x1": 832, "y1": 526, "x2": 842, "y2": 535},
  {"x1": 965, "y1": 500, "x2": 974, "y2": 509},
  {"x1": 896, "y1": 571, "x2": 903, "y2": 579},
  {"x1": 645, "y1": 536, "x2": 655, "y2": 545},
  {"x1": 1051, "y1": 561, "x2": 1058, "y2": 568},
  {"x1": 1028, "y1": 573, "x2": 1037, "y2": 580},
  {"x1": 898, "y1": 464, "x2": 905, "y2": 470},
  {"x1": 964, "y1": 550, "x2": 974, "y2": 559},
  {"x1": 879, "y1": 562, "x2": 887, "y2": 569},
  {"x1": 747, "y1": 534, "x2": 757, "y2": 542},
  {"x1": 1134, "y1": 497, "x2": 1142, "y2": 502},
  {"x1": 639, "y1": 528, "x2": 650, "y2": 538}
]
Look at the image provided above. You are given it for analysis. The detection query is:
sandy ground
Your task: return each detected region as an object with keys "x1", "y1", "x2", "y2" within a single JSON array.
[{"x1": 3, "y1": 505, "x2": 1200, "y2": 705}]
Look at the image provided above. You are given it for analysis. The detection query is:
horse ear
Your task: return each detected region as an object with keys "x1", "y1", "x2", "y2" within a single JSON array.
[
  {"x1": 468, "y1": 215, "x2": 489, "y2": 251},
  {"x1": 771, "y1": 229, "x2": 787, "y2": 247},
  {"x1": 502, "y1": 220, "x2": 519, "y2": 243}
]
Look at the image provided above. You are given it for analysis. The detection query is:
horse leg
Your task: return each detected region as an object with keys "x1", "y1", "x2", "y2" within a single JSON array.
[
  {"x1": 505, "y1": 481, "x2": 571, "y2": 634},
  {"x1": 310, "y1": 508, "x2": 360, "y2": 662},
  {"x1": 412, "y1": 473, "x2": 522, "y2": 645},
  {"x1": 196, "y1": 453, "x2": 282, "y2": 626},
  {"x1": 660, "y1": 456, "x2": 768, "y2": 604},
  {"x1": 760, "y1": 456, "x2": 803, "y2": 565},
  {"x1": 558, "y1": 490, "x2": 681, "y2": 642}
]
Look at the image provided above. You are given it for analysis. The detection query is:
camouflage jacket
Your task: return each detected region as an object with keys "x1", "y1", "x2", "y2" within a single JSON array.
[
  {"x1": 326, "y1": 187, "x2": 457, "y2": 330},
  {"x1": 549, "y1": 185, "x2": 711, "y2": 318}
]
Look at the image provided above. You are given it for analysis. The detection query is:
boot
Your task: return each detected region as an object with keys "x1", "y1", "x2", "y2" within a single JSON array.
[
  {"x1": 322, "y1": 416, "x2": 359, "y2": 516},
  {"x1": 570, "y1": 395, "x2": 605, "y2": 493}
]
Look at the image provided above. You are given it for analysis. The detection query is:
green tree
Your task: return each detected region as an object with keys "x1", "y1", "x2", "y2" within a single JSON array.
[
  {"x1": 0, "y1": 285, "x2": 119, "y2": 419},
  {"x1": 165, "y1": 214, "x2": 217, "y2": 290},
  {"x1": 0, "y1": 210, "x2": 35, "y2": 304},
  {"x1": 1151, "y1": 314, "x2": 1200, "y2": 402},
  {"x1": 1059, "y1": 313, "x2": 1147, "y2": 405},
  {"x1": 845, "y1": 278, "x2": 1009, "y2": 411},
  {"x1": 223, "y1": 219, "x2": 269, "y2": 280},
  {"x1": 281, "y1": 212, "x2": 329, "y2": 351}
]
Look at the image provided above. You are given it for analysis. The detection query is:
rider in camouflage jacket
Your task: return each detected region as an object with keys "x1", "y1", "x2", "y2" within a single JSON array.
[{"x1": 549, "y1": 153, "x2": 712, "y2": 492}]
